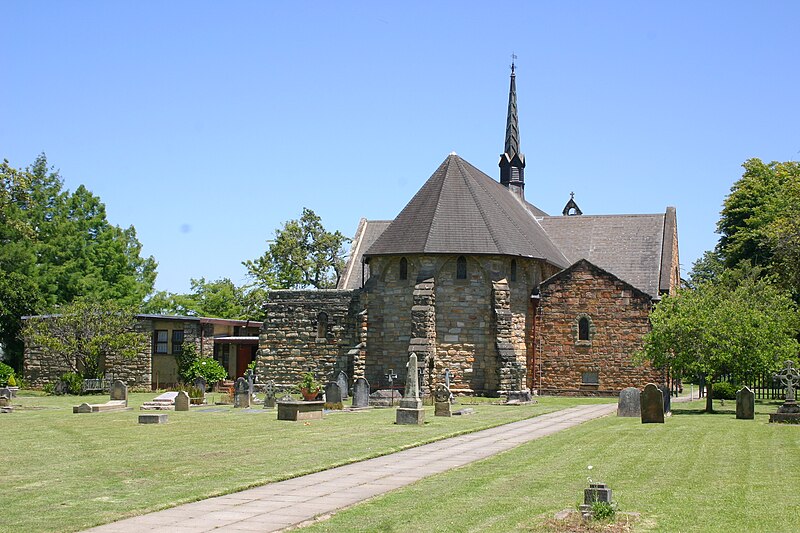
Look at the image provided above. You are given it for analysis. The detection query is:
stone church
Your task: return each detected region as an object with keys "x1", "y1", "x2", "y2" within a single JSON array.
[{"x1": 257, "y1": 65, "x2": 680, "y2": 396}]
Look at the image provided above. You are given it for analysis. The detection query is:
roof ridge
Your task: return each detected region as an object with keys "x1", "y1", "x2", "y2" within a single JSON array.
[{"x1": 423, "y1": 157, "x2": 451, "y2": 252}]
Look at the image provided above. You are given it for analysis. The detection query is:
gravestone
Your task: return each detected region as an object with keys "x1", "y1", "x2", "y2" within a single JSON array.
[
  {"x1": 769, "y1": 360, "x2": 800, "y2": 423},
  {"x1": 434, "y1": 383, "x2": 451, "y2": 417},
  {"x1": 263, "y1": 380, "x2": 276, "y2": 409},
  {"x1": 174, "y1": 390, "x2": 190, "y2": 412},
  {"x1": 640, "y1": 383, "x2": 665, "y2": 423},
  {"x1": 336, "y1": 371, "x2": 349, "y2": 400},
  {"x1": 0, "y1": 387, "x2": 10, "y2": 400},
  {"x1": 736, "y1": 386, "x2": 755, "y2": 420},
  {"x1": 369, "y1": 389, "x2": 401, "y2": 407},
  {"x1": 233, "y1": 377, "x2": 250, "y2": 408},
  {"x1": 324, "y1": 381, "x2": 343, "y2": 409},
  {"x1": 658, "y1": 383, "x2": 671, "y2": 413},
  {"x1": 352, "y1": 377, "x2": 370, "y2": 408},
  {"x1": 54, "y1": 380, "x2": 69, "y2": 395},
  {"x1": 584, "y1": 482, "x2": 613, "y2": 504},
  {"x1": 138, "y1": 413, "x2": 168, "y2": 424},
  {"x1": 396, "y1": 352, "x2": 425, "y2": 425},
  {"x1": 109, "y1": 380, "x2": 128, "y2": 403},
  {"x1": 74, "y1": 403, "x2": 93, "y2": 414},
  {"x1": 617, "y1": 387, "x2": 641, "y2": 417},
  {"x1": 193, "y1": 377, "x2": 207, "y2": 395}
]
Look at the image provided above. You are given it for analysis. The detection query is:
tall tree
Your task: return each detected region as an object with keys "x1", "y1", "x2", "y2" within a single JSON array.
[
  {"x1": 0, "y1": 155, "x2": 157, "y2": 370},
  {"x1": 244, "y1": 208, "x2": 349, "y2": 289},
  {"x1": 640, "y1": 267, "x2": 799, "y2": 412}
]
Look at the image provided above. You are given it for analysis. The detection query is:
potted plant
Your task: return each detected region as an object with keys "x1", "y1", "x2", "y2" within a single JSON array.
[{"x1": 299, "y1": 372, "x2": 320, "y2": 401}]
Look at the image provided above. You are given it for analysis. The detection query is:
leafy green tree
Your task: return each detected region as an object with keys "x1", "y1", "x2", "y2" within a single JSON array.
[
  {"x1": 640, "y1": 267, "x2": 799, "y2": 412},
  {"x1": 716, "y1": 159, "x2": 800, "y2": 293},
  {"x1": 244, "y1": 208, "x2": 349, "y2": 289},
  {"x1": 22, "y1": 299, "x2": 148, "y2": 379},
  {"x1": 142, "y1": 278, "x2": 266, "y2": 320},
  {"x1": 1, "y1": 155, "x2": 157, "y2": 370}
]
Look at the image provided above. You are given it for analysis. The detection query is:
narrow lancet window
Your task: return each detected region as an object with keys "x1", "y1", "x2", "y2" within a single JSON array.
[
  {"x1": 456, "y1": 256, "x2": 467, "y2": 280},
  {"x1": 317, "y1": 312, "x2": 329, "y2": 340},
  {"x1": 510, "y1": 259, "x2": 517, "y2": 282},
  {"x1": 578, "y1": 316, "x2": 590, "y2": 341},
  {"x1": 399, "y1": 257, "x2": 408, "y2": 280}
]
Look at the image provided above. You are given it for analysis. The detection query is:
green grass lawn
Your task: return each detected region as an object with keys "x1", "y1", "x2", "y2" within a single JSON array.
[
  {"x1": 1, "y1": 391, "x2": 610, "y2": 532},
  {"x1": 296, "y1": 398, "x2": 800, "y2": 533}
]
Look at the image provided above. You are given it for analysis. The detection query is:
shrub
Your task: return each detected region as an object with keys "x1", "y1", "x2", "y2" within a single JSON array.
[
  {"x1": 186, "y1": 358, "x2": 227, "y2": 386},
  {"x1": 713, "y1": 381, "x2": 737, "y2": 400},
  {"x1": 591, "y1": 500, "x2": 616, "y2": 520},
  {"x1": 60, "y1": 372, "x2": 84, "y2": 395},
  {"x1": 42, "y1": 383, "x2": 55, "y2": 395},
  {"x1": 0, "y1": 362, "x2": 14, "y2": 386},
  {"x1": 7, "y1": 374, "x2": 17, "y2": 386},
  {"x1": 175, "y1": 342, "x2": 199, "y2": 383}
]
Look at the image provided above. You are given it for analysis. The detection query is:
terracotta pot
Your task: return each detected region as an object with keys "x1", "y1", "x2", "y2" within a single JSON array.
[{"x1": 300, "y1": 388, "x2": 319, "y2": 401}]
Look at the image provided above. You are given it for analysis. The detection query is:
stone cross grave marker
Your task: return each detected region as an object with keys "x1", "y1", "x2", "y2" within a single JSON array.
[
  {"x1": 396, "y1": 352, "x2": 424, "y2": 425},
  {"x1": 336, "y1": 370, "x2": 349, "y2": 400},
  {"x1": 233, "y1": 377, "x2": 250, "y2": 408},
  {"x1": 640, "y1": 383, "x2": 664, "y2": 423},
  {"x1": 434, "y1": 383, "x2": 451, "y2": 417},
  {"x1": 174, "y1": 390, "x2": 190, "y2": 411},
  {"x1": 109, "y1": 380, "x2": 127, "y2": 403},
  {"x1": 352, "y1": 377, "x2": 370, "y2": 408},
  {"x1": 193, "y1": 377, "x2": 207, "y2": 395},
  {"x1": 385, "y1": 368, "x2": 398, "y2": 405},
  {"x1": 775, "y1": 360, "x2": 800, "y2": 402},
  {"x1": 324, "y1": 381, "x2": 343, "y2": 409},
  {"x1": 263, "y1": 380, "x2": 276, "y2": 409},
  {"x1": 617, "y1": 387, "x2": 641, "y2": 417},
  {"x1": 736, "y1": 386, "x2": 755, "y2": 420}
]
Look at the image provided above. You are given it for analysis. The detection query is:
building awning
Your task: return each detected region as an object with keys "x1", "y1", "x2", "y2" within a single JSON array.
[{"x1": 213, "y1": 336, "x2": 259, "y2": 345}]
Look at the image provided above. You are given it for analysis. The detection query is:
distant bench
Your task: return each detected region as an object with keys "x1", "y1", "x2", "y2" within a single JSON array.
[{"x1": 81, "y1": 375, "x2": 117, "y2": 393}]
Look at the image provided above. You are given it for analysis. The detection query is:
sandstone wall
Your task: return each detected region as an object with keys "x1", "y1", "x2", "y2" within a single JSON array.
[
  {"x1": 535, "y1": 260, "x2": 663, "y2": 395},
  {"x1": 258, "y1": 290, "x2": 360, "y2": 388}
]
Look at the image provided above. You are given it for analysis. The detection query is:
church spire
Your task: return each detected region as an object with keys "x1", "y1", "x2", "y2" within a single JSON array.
[{"x1": 499, "y1": 56, "x2": 526, "y2": 199}]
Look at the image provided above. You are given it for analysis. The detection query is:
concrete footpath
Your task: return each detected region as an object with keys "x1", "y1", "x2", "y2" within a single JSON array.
[{"x1": 84, "y1": 403, "x2": 617, "y2": 533}]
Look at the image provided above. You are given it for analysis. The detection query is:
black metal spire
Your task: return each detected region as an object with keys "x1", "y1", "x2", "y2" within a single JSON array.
[{"x1": 499, "y1": 55, "x2": 525, "y2": 199}]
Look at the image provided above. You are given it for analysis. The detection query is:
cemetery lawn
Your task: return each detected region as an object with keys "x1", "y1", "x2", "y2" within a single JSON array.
[
  {"x1": 297, "y1": 399, "x2": 800, "y2": 533},
  {"x1": 2, "y1": 392, "x2": 612, "y2": 532}
]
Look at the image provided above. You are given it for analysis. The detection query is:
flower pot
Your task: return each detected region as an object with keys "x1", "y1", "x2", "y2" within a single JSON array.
[{"x1": 301, "y1": 388, "x2": 319, "y2": 401}]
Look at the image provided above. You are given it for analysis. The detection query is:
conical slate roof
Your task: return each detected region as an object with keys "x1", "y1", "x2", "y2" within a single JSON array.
[{"x1": 364, "y1": 154, "x2": 569, "y2": 268}]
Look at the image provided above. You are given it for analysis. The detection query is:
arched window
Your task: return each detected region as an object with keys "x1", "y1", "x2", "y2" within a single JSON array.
[
  {"x1": 316, "y1": 312, "x2": 329, "y2": 340},
  {"x1": 578, "y1": 316, "x2": 590, "y2": 341},
  {"x1": 399, "y1": 257, "x2": 408, "y2": 280},
  {"x1": 510, "y1": 259, "x2": 517, "y2": 282},
  {"x1": 456, "y1": 256, "x2": 467, "y2": 280}
]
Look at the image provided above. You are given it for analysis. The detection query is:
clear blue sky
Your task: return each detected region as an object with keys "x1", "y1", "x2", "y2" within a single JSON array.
[{"x1": 3, "y1": 1, "x2": 799, "y2": 294}]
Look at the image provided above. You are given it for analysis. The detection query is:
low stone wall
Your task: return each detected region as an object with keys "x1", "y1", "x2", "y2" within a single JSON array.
[{"x1": 258, "y1": 289, "x2": 361, "y2": 387}]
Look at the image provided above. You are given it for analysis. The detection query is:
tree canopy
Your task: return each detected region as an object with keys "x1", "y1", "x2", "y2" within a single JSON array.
[
  {"x1": 22, "y1": 299, "x2": 147, "y2": 379},
  {"x1": 243, "y1": 208, "x2": 349, "y2": 289},
  {"x1": 1, "y1": 155, "x2": 157, "y2": 370},
  {"x1": 142, "y1": 277, "x2": 265, "y2": 320},
  {"x1": 643, "y1": 267, "x2": 799, "y2": 412}
]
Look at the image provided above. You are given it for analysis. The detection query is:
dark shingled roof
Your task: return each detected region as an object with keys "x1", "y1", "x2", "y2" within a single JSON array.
[
  {"x1": 364, "y1": 154, "x2": 569, "y2": 268},
  {"x1": 338, "y1": 219, "x2": 392, "y2": 290},
  {"x1": 539, "y1": 213, "x2": 667, "y2": 297}
]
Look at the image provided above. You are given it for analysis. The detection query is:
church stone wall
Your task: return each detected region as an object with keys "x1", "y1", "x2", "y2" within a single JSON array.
[
  {"x1": 258, "y1": 290, "x2": 360, "y2": 388},
  {"x1": 535, "y1": 261, "x2": 663, "y2": 396}
]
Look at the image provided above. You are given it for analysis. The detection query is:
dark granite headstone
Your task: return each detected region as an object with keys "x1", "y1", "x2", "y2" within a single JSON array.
[
  {"x1": 352, "y1": 377, "x2": 369, "y2": 408},
  {"x1": 640, "y1": 383, "x2": 665, "y2": 423},
  {"x1": 736, "y1": 386, "x2": 755, "y2": 420},
  {"x1": 617, "y1": 387, "x2": 641, "y2": 417},
  {"x1": 193, "y1": 377, "x2": 207, "y2": 395},
  {"x1": 109, "y1": 380, "x2": 127, "y2": 402},
  {"x1": 584, "y1": 482, "x2": 613, "y2": 504},
  {"x1": 658, "y1": 383, "x2": 671, "y2": 413},
  {"x1": 263, "y1": 380, "x2": 276, "y2": 409},
  {"x1": 174, "y1": 391, "x2": 190, "y2": 412},
  {"x1": 233, "y1": 377, "x2": 250, "y2": 408},
  {"x1": 336, "y1": 371, "x2": 349, "y2": 400},
  {"x1": 324, "y1": 381, "x2": 343, "y2": 409}
]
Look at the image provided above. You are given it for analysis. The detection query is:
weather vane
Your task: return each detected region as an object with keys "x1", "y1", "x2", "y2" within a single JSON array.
[{"x1": 511, "y1": 52, "x2": 517, "y2": 73}]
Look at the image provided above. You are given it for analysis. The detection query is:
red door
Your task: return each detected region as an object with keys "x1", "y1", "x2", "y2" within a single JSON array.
[{"x1": 236, "y1": 345, "x2": 252, "y2": 378}]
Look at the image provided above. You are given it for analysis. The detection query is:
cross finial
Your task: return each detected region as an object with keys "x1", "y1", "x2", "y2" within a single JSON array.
[
  {"x1": 570, "y1": 191, "x2": 575, "y2": 199},
  {"x1": 510, "y1": 52, "x2": 517, "y2": 74}
]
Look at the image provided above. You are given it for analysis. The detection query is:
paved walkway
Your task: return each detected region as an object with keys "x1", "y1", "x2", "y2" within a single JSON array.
[{"x1": 85, "y1": 403, "x2": 617, "y2": 532}]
